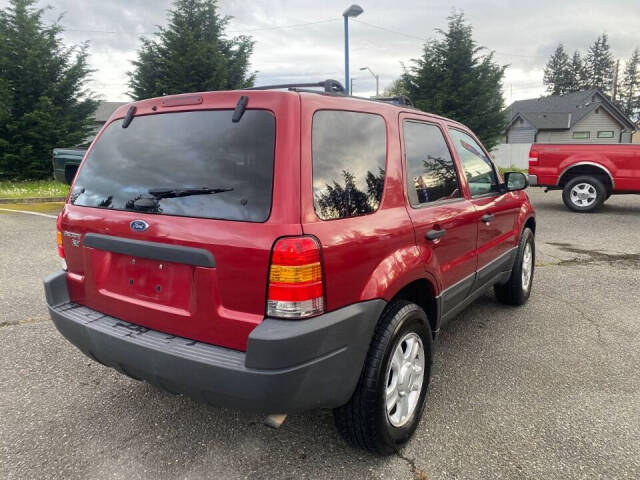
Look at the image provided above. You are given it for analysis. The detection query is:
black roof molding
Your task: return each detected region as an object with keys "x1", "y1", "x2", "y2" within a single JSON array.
[
  {"x1": 244, "y1": 79, "x2": 419, "y2": 111},
  {"x1": 247, "y1": 79, "x2": 346, "y2": 94}
]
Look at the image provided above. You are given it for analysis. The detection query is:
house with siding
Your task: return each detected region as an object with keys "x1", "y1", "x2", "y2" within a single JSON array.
[
  {"x1": 93, "y1": 101, "x2": 127, "y2": 129},
  {"x1": 504, "y1": 88, "x2": 636, "y2": 144}
]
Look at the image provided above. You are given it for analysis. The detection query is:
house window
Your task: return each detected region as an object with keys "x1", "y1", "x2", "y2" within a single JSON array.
[
  {"x1": 597, "y1": 131, "x2": 614, "y2": 138},
  {"x1": 572, "y1": 131, "x2": 590, "y2": 139}
]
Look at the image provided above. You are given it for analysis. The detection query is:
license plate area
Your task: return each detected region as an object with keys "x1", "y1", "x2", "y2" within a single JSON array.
[{"x1": 93, "y1": 251, "x2": 193, "y2": 311}]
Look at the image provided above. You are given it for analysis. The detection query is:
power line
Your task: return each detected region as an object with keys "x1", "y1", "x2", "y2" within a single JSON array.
[
  {"x1": 352, "y1": 18, "x2": 547, "y2": 60},
  {"x1": 62, "y1": 17, "x2": 338, "y2": 36}
]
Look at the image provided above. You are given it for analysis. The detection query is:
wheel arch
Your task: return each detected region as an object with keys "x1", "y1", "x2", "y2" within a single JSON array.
[
  {"x1": 387, "y1": 278, "x2": 439, "y2": 338},
  {"x1": 557, "y1": 162, "x2": 615, "y2": 191},
  {"x1": 523, "y1": 215, "x2": 536, "y2": 235}
]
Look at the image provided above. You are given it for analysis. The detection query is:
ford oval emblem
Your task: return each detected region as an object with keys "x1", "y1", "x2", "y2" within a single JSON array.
[{"x1": 130, "y1": 220, "x2": 149, "y2": 232}]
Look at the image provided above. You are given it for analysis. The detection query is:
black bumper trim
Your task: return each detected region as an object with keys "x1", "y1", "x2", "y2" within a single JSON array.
[{"x1": 45, "y1": 271, "x2": 385, "y2": 412}]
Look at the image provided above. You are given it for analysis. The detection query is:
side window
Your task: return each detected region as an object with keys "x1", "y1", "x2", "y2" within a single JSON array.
[
  {"x1": 448, "y1": 128, "x2": 499, "y2": 197},
  {"x1": 312, "y1": 110, "x2": 386, "y2": 220},
  {"x1": 403, "y1": 121, "x2": 460, "y2": 206}
]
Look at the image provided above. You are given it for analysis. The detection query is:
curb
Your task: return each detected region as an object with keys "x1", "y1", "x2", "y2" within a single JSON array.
[{"x1": 0, "y1": 196, "x2": 66, "y2": 204}]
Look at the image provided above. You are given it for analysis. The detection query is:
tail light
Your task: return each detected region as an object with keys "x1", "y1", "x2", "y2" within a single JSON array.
[
  {"x1": 267, "y1": 236, "x2": 324, "y2": 319},
  {"x1": 56, "y1": 213, "x2": 67, "y2": 270},
  {"x1": 528, "y1": 149, "x2": 539, "y2": 165}
]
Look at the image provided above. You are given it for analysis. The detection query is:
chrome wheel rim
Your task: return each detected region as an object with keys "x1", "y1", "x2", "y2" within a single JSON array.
[
  {"x1": 385, "y1": 332, "x2": 425, "y2": 427},
  {"x1": 521, "y1": 242, "x2": 533, "y2": 292},
  {"x1": 570, "y1": 183, "x2": 597, "y2": 207}
]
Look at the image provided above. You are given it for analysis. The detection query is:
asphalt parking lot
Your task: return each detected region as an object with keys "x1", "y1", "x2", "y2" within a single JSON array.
[{"x1": 1, "y1": 189, "x2": 639, "y2": 480}]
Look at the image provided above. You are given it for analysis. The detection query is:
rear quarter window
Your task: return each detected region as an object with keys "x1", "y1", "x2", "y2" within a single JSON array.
[{"x1": 312, "y1": 110, "x2": 387, "y2": 220}]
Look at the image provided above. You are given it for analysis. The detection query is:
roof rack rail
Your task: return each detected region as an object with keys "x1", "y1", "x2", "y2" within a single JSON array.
[
  {"x1": 371, "y1": 95, "x2": 414, "y2": 107},
  {"x1": 247, "y1": 79, "x2": 346, "y2": 94}
]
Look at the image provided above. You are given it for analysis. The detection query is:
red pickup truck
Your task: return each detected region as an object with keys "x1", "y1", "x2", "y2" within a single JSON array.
[{"x1": 528, "y1": 143, "x2": 640, "y2": 212}]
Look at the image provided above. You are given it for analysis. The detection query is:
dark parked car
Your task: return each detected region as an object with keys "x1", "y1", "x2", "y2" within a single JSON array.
[
  {"x1": 45, "y1": 80, "x2": 535, "y2": 454},
  {"x1": 52, "y1": 148, "x2": 86, "y2": 184}
]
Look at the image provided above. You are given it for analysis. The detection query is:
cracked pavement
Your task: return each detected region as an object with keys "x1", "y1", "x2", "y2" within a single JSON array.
[{"x1": 1, "y1": 190, "x2": 639, "y2": 479}]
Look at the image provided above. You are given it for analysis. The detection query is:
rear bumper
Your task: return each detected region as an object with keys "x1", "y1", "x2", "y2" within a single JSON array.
[
  {"x1": 528, "y1": 174, "x2": 538, "y2": 186},
  {"x1": 44, "y1": 271, "x2": 385, "y2": 413}
]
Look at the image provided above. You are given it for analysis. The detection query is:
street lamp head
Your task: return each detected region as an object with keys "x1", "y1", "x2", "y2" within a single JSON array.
[
  {"x1": 343, "y1": 4, "x2": 364, "y2": 17},
  {"x1": 359, "y1": 67, "x2": 367, "y2": 71}
]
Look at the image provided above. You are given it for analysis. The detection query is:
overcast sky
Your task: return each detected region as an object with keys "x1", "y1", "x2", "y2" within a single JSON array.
[{"x1": 2, "y1": 0, "x2": 639, "y2": 104}]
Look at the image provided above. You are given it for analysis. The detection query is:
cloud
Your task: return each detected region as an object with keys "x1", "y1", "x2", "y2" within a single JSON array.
[{"x1": 1, "y1": 0, "x2": 639, "y2": 102}]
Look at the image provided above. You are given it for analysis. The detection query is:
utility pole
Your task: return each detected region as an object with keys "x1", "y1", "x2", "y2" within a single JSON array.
[
  {"x1": 612, "y1": 59, "x2": 620, "y2": 102},
  {"x1": 350, "y1": 78, "x2": 355, "y2": 95}
]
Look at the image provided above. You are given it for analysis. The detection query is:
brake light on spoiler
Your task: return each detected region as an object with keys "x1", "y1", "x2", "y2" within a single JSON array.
[{"x1": 267, "y1": 236, "x2": 325, "y2": 319}]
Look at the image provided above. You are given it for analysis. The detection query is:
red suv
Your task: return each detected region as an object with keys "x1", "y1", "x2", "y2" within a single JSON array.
[{"x1": 44, "y1": 80, "x2": 535, "y2": 454}]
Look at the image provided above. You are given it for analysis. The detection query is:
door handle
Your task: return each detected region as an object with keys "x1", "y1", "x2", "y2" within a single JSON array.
[
  {"x1": 481, "y1": 213, "x2": 494, "y2": 223},
  {"x1": 426, "y1": 229, "x2": 447, "y2": 241}
]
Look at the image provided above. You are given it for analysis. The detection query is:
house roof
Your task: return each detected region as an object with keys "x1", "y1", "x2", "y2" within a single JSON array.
[
  {"x1": 93, "y1": 101, "x2": 128, "y2": 123},
  {"x1": 505, "y1": 88, "x2": 636, "y2": 132},
  {"x1": 517, "y1": 112, "x2": 571, "y2": 130}
]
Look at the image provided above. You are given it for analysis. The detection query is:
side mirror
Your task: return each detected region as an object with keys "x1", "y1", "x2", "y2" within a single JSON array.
[{"x1": 504, "y1": 171, "x2": 528, "y2": 192}]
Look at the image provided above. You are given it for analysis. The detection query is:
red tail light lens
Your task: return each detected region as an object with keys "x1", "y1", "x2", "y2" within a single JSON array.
[
  {"x1": 267, "y1": 236, "x2": 324, "y2": 319},
  {"x1": 528, "y1": 149, "x2": 539, "y2": 165}
]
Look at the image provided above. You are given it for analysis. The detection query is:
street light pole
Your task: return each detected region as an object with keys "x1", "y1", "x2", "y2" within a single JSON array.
[
  {"x1": 343, "y1": 4, "x2": 363, "y2": 95},
  {"x1": 360, "y1": 66, "x2": 379, "y2": 97}
]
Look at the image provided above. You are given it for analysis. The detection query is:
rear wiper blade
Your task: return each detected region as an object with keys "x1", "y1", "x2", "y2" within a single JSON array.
[{"x1": 148, "y1": 186, "x2": 234, "y2": 199}]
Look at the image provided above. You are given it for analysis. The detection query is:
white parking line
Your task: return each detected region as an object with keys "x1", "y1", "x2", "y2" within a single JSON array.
[{"x1": 0, "y1": 208, "x2": 57, "y2": 219}]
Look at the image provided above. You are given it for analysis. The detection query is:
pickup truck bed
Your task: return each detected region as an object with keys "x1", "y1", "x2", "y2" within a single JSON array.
[{"x1": 528, "y1": 143, "x2": 640, "y2": 212}]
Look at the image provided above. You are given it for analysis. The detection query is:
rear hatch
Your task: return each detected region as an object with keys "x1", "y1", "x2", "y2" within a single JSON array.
[{"x1": 59, "y1": 92, "x2": 301, "y2": 351}]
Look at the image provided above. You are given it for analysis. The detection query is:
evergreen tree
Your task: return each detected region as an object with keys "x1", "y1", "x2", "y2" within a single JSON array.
[
  {"x1": 619, "y1": 48, "x2": 640, "y2": 119},
  {"x1": 0, "y1": 0, "x2": 98, "y2": 179},
  {"x1": 403, "y1": 12, "x2": 506, "y2": 150},
  {"x1": 567, "y1": 51, "x2": 588, "y2": 92},
  {"x1": 128, "y1": 0, "x2": 255, "y2": 100},
  {"x1": 585, "y1": 34, "x2": 615, "y2": 93},
  {"x1": 543, "y1": 44, "x2": 572, "y2": 95}
]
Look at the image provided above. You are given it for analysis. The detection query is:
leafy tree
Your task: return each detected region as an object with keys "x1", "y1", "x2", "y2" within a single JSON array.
[
  {"x1": 567, "y1": 51, "x2": 589, "y2": 92},
  {"x1": 585, "y1": 33, "x2": 615, "y2": 93},
  {"x1": 619, "y1": 48, "x2": 640, "y2": 119},
  {"x1": 0, "y1": 0, "x2": 98, "y2": 179},
  {"x1": 128, "y1": 0, "x2": 255, "y2": 99},
  {"x1": 543, "y1": 44, "x2": 572, "y2": 95},
  {"x1": 402, "y1": 12, "x2": 507, "y2": 150}
]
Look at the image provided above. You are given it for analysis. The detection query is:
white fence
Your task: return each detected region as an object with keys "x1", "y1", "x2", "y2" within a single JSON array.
[{"x1": 490, "y1": 143, "x2": 531, "y2": 170}]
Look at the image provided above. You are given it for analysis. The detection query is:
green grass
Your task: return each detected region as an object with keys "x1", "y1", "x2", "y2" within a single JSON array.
[{"x1": 0, "y1": 179, "x2": 69, "y2": 199}]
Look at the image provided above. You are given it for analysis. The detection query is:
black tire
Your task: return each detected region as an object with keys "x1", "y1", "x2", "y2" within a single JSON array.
[
  {"x1": 494, "y1": 227, "x2": 535, "y2": 306},
  {"x1": 562, "y1": 175, "x2": 606, "y2": 212},
  {"x1": 333, "y1": 300, "x2": 433, "y2": 455}
]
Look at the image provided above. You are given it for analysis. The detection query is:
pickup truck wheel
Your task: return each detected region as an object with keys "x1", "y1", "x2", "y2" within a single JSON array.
[
  {"x1": 562, "y1": 176, "x2": 606, "y2": 212},
  {"x1": 494, "y1": 227, "x2": 535, "y2": 306},
  {"x1": 333, "y1": 300, "x2": 432, "y2": 455}
]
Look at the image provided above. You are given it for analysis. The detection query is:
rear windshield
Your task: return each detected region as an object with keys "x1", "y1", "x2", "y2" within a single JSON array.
[{"x1": 70, "y1": 110, "x2": 275, "y2": 222}]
